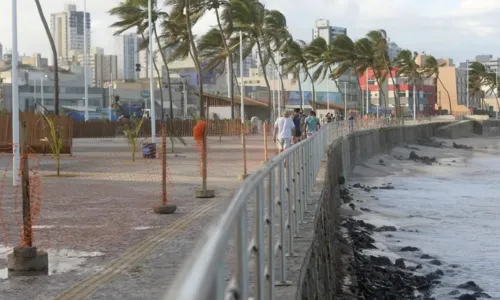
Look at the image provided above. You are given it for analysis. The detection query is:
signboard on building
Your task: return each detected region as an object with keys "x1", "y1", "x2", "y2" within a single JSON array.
[{"x1": 141, "y1": 90, "x2": 150, "y2": 98}]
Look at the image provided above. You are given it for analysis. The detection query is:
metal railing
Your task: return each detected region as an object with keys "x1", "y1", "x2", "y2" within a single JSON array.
[{"x1": 161, "y1": 119, "x2": 415, "y2": 300}]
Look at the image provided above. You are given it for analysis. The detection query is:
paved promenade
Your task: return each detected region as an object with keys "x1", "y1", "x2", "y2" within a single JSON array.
[{"x1": 0, "y1": 135, "x2": 269, "y2": 300}]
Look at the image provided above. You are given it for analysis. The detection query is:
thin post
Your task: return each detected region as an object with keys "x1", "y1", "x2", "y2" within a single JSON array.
[
  {"x1": 202, "y1": 125, "x2": 207, "y2": 190},
  {"x1": 466, "y1": 59, "x2": 469, "y2": 114},
  {"x1": 263, "y1": 121, "x2": 268, "y2": 162},
  {"x1": 148, "y1": 0, "x2": 156, "y2": 141},
  {"x1": 84, "y1": 0, "x2": 89, "y2": 121},
  {"x1": 242, "y1": 122, "x2": 248, "y2": 176},
  {"x1": 20, "y1": 121, "x2": 32, "y2": 247},
  {"x1": 161, "y1": 124, "x2": 167, "y2": 205},
  {"x1": 266, "y1": 170, "x2": 276, "y2": 298},
  {"x1": 12, "y1": 0, "x2": 20, "y2": 187}
]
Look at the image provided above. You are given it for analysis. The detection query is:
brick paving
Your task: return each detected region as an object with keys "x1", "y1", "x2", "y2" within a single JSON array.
[{"x1": 0, "y1": 135, "x2": 269, "y2": 300}]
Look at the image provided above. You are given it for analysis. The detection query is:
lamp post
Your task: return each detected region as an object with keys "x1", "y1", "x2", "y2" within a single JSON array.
[
  {"x1": 466, "y1": 60, "x2": 469, "y2": 114},
  {"x1": 11, "y1": 0, "x2": 20, "y2": 186},
  {"x1": 344, "y1": 81, "x2": 347, "y2": 119},
  {"x1": 148, "y1": 0, "x2": 156, "y2": 141},
  {"x1": 83, "y1": 0, "x2": 89, "y2": 121}
]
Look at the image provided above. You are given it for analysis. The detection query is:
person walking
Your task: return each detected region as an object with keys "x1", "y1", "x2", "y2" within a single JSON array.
[
  {"x1": 292, "y1": 108, "x2": 303, "y2": 143},
  {"x1": 273, "y1": 111, "x2": 295, "y2": 153},
  {"x1": 304, "y1": 111, "x2": 320, "y2": 138}
]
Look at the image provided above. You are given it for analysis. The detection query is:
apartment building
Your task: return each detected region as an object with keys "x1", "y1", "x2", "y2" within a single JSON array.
[{"x1": 51, "y1": 4, "x2": 91, "y2": 61}]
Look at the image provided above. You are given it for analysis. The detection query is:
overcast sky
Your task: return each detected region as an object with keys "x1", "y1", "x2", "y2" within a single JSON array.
[{"x1": 1, "y1": 0, "x2": 500, "y2": 64}]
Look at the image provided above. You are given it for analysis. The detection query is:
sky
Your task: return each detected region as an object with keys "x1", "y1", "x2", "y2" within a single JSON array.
[{"x1": 1, "y1": 0, "x2": 500, "y2": 64}]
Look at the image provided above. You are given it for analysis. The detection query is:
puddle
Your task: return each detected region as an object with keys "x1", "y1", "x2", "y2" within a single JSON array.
[
  {"x1": 0, "y1": 247, "x2": 105, "y2": 279},
  {"x1": 134, "y1": 226, "x2": 157, "y2": 230}
]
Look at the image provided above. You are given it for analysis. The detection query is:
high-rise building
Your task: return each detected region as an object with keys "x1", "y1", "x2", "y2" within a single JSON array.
[
  {"x1": 388, "y1": 42, "x2": 402, "y2": 61},
  {"x1": 312, "y1": 19, "x2": 346, "y2": 44},
  {"x1": 51, "y1": 4, "x2": 91, "y2": 61},
  {"x1": 0, "y1": 43, "x2": 3, "y2": 61},
  {"x1": 21, "y1": 53, "x2": 49, "y2": 68},
  {"x1": 115, "y1": 33, "x2": 139, "y2": 80},
  {"x1": 74, "y1": 47, "x2": 117, "y2": 87}
]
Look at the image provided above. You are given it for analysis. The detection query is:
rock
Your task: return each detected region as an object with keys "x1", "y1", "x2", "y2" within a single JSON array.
[
  {"x1": 416, "y1": 137, "x2": 444, "y2": 148},
  {"x1": 400, "y1": 246, "x2": 420, "y2": 252},
  {"x1": 429, "y1": 259, "x2": 442, "y2": 266},
  {"x1": 395, "y1": 258, "x2": 406, "y2": 269},
  {"x1": 449, "y1": 290, "x2": 460, "y2": 296},
  {"x1": 374, "y1": 225, "x2": 397, "y2": 232},
  {"x1": 378, "y1": 159, "x2": 385, "y2": 165},
  {"x1": 409, "y1": 151, "x2": 420, "y2": 160},
  {"x1": 353, "y1": 183, "x2": 362, "y2": 188},
  {"x1": 457, "y1": 294, "x2": 477, "y2": 300},
  {"x1": 426, "y1": 269, "x2": 444, "y2": 281},
  {"x1": 363, "y1": 187, "x2": 371, "y2": 192},
  {"x1": 338, "y1": 176, "x2": 346, "y2": 185},
  {"x1": 453, "y1": 142, "x2": 473, "y2": 150},
  {"x1": 420, "y1": 254, "x2": 434, "y2": 259},
  {"x1": 379, "y1": 184, "x2": 395, "y2": 190},
  {"x1": 416, "y1": 264, "x2": 423, "y2": 269},
  {"x1": 408, "y1": 151, "x2": 437, "y2": 165},
  {"x1": 457, "y1": 281, "x2": 483, "y2": 292},
  {"x1": 369, "y1": 255, "x2": 392, "y2": 266},
  {"x1": 450, "y1": 264, "x2": 460, "y2": 268},
  {"x1": 349, "y1": 203, "x2": 356, "y2": 210},
  {"x1": 472, "y1": 292, "x2": 492, "y2": 298},
  {"x1": 360, "y1": 207, "x2": 371, "y2": 212}
]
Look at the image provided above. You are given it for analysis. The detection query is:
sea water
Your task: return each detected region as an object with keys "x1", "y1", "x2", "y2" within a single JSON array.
[{"x1": 352, "y1": 153, "x2": 500, "y2": 299}]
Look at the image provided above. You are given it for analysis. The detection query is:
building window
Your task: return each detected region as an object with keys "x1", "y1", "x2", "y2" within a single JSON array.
[{"x1": 368, "y1": 79, "x2": 375, "y2": 85}]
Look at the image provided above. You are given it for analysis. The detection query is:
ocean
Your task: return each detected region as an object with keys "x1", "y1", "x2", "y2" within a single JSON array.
[{"x1": 350, "y1": 138, "x2": 500, "y2": 299}]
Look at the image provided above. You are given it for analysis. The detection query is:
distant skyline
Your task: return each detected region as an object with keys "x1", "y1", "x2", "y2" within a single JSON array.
[{"x1": 1, "y1": 0, "x2": 500, "y2": 64}]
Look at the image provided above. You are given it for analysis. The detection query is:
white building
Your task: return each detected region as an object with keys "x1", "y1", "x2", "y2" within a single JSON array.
[
  {"x1": 51, "y1": 4, "x2": 91, "y2": 61},
  {"x1": 312, "y1": 19, "x2": 347, "y2": 44},
  {"x1": 115, "y1": 33, "x2": 139, "y2": 80}
]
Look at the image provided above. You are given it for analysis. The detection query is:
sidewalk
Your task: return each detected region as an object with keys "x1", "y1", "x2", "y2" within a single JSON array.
[{"x1": 0, "y1": 135, "x2": 270, "y2": 300}]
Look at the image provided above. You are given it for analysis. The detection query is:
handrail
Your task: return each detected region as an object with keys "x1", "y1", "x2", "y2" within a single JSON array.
[{"x1": 162, "y1": 119, "x2": 426, "y2": 300}]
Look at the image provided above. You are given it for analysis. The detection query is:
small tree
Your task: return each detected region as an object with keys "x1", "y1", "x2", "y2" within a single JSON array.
[
  {"x1": 123, "y1": 118, "x2": 144, "y2": 162},
  {"x1": 39, "y1": 114, "x2": 63, "y2": 176}
]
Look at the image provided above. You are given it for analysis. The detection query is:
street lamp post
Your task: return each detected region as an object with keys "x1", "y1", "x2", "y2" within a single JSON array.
[
  {"x1": 11, "y1": 0, "x2": 20, "y2": 186},
  {"x1": 83, "y1": 0, "x2": 89, "y2": 121},
  {"x1": 466, "y1": 60, "x2": 469, "y2": 115},
  {"x1": 344, "y1": 81, "x2": 347, "y2": 118},
  {"x1": 148, "y1": 0, "x2": 156, "y2": 141}
]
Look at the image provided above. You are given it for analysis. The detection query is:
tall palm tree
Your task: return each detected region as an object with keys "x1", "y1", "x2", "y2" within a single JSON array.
[
  {"x1": 227, "y1": 0, "x2": 273, "y2": 120},
  {"x1": 393, "y1": 50, "x2": 421, "y2": 116},
  {"x1": 468, "y1": 61, "x2": 487, "y2": 109},
  {"x1": 305, "y1": 37, "x2": 338, "y2": 110},
  {"x1": 109, "y1": 0, "x2": 172, "y2": 121},
  {"x1": 355, "y1": 37, "x2": 387, "y2": 114},
  {"x1": 34, "y1": 0, "x2": 60, "y2": 115},
  {"x1": 367, "y1": 30, "x2": 399, "y2": 116},
  {"x1": 484, "y1": 73, "x2": 500, "y2": 113},
  {"x1": 330, "y1": 34, "x2": 366, "y2": 113},
  {"x1": 280, "y1": 39, "x2": 308, "y2": 109},
  {"x1": 422, "y1": 55, "x2": 453, "y2": 115}
]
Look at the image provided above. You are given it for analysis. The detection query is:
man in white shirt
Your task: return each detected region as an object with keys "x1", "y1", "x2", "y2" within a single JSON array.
[{"x1": 273, "y1": 111, "x2": 295, "y2": 153}]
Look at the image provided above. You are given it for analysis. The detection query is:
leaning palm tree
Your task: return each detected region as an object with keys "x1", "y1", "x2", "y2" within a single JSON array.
[
  {"x1": 330, "y1": 34, "x2": 365, "y2": 113},
  {"x1": 355, "y1": 37, "x2": 387, "y2": 114},
  {"x1": 280, "y1": 39, "x2": 309, "y2": 109},
  {"x1": 34, "y1": 0, "x2": 60, "y2": 115},
  {"x1": 367, "y1": 30, "x2": 399, "y2": 116},
  {"x1": 109, "y1": 0, "x2": 173, "y2": 121},
  {"x1": 226, "y1": 0, "x2": 273, "y2": 120},
  {"x1": 393, "y1": 50, "x2": 421, "y2": 117},
  {"x1": 468, "y1": 61, "x2": 487, "y2": 109},
  {"x1": 422, "y1": 55, "x2": 453, "y2": 115},
  {"x1": 484, "y1": 73, "x2": 500, "y2": 113}
]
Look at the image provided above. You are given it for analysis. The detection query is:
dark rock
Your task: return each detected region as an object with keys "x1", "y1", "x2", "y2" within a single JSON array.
[
  {"x1": 453, "y1": 142, "x2": 473, "y2": 150},
  {"x1": 395, "y1": 258, "x2": 406, "y2": 269},
  {"x1": 408, "y1": 151, "x2": 437, "y2": 165},
  {"x1": 369, "y1": 255, "x2": 392, "y2": 266},
  {"x1": 449, "y1": 290, "x2": 460, "y2": 295},
  {"x1": 416, "y1": 264, "x2": 423, "y2": 269},
  {"x1": 426, "y1": 269, "x2": 444, "y2": 281},
  {"x1": 379, "y1": 184, "x2": 395, "y2": 190},
  {"x1": 472, "y1": 291, "x2": 492, "y2": 298},
  {"x1": 457, "y1": 294, "x2": 477, "y2": 300},
  {"x1": 400, "y1": 246, "x2": 420, "y2": 252},
  {"x1": 457, "y1": 281, "x2": 483, "y2": 292},
  {"x1": 374, "y1": 225, "x2": 397, "y2": 232},
  {"x1": 450, "y1": 264, "x2": 460, "y2": 268},
  {"x1": 338, "y1": 176, "x2": 346, "y2": 185},
  {"x1": 385, "y1": 234, "x2": 394, "y2": 238},
  {"x1": 349, "y1": 203, "x2": 355, "y2": 210},
  {"x1": 353, "y1": 183, "x2": 362, "y2": 188},
  {"x1": 416, "y1": 137, "x2": 444, "y2": 148},
  {"x1": 360, "y1": 207, "x2": 371, "y2": 212},
  {"x1": 429, "y1": 259, "x2": 442, "y2": 266},
  {"x1": 378, "y1": 159, "x2": 385, "y2": 165},
  {"x1": 420, "y1": 254, "x2": 434, "y2": 259},
  {"x1": 363, "y1": 187, "x2": 371, "y2": 192}
]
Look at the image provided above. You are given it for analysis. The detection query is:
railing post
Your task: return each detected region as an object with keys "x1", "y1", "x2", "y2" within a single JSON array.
[
  {"x1": 235, "y1": 208, "x2": 248, "y2": 300},
  {"x1": 277, "y1": 160, "x2": 288, "y2": 284},
  {"x1": 266, "y1": 169, "x2": 276, "y2": 298},
  {"x1": 286, "y1": 156, "x2": 297, "y2": 249},
  {"x1": 255, "y1": 183, "x2": 265, "y2": 300},
  {"x1": 293, "y1": 151, "x2": 302, "y2": 231}
]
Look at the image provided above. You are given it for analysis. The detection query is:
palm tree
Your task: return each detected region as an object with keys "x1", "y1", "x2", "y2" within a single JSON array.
[
  {"x1": 393, "y1": 50, "x2": 421, "y2": 116},
  {"x1": 109, "y1": 0, "x2": 173, "y2": 121},
  {"x1": 305, "y1": 37, "x2": 338, "y2": 110},
  {"x1": 280, "y1": 39, "x2": 308, "y2": 109},
  {"x1": 484, "y1": 73, "x2": 500, "y2": 113},
  {"x1": 34, "y1": 0, "x2": 60, "y2": 115},
  {"x1": 422, "y1": 55, "x2": 453, "y2": 115},
  {"x1": 468, "y1": 61, "x2": 487, "y2": 109},
  {"x1": 355, "y1": 37, "x2": 387, "y2": 114},
  {"x1": 226, "y1": 0, "x2": 273, "y2": 120},
  {"x1": 367, "y1": 30, "x2": 399, "y2": 116}
]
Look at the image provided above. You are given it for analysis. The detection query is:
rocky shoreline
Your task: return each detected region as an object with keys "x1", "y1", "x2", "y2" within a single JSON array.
[{"x1": 338, "y1": 178, "x2": 492, "y2": 299}]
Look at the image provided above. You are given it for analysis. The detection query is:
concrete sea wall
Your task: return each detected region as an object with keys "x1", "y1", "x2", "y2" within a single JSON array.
[{"x1": 295, "y1": 122, "x2": 452, "y2": 300}]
